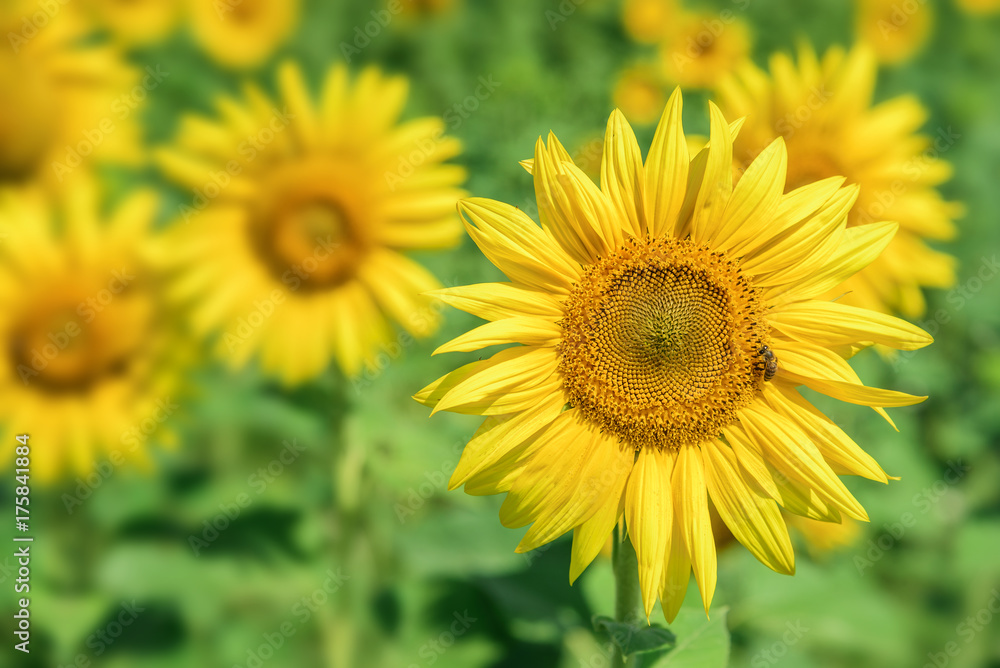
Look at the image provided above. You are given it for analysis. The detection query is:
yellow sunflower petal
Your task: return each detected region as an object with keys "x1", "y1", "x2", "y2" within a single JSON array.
[
  {"x1": 689, "y1": 103, "x2": 734, "y2": 245},
  {"x1": 431, "y1": 346, "x2": 561, "y2": 415},
  {"x1": 449, "y1": 395, "x2": 566, "y2": 491},
  {"x1": 774, "y1": 340, "x2": 926, "y2": 408},
  {"x1": 745, "y1": 184, "x2": 856, "y2": 286},
  {"x1": 704, "y1": 440, "x2": 795, "y2": 575},
  {"x1": 763, "y1": 383, "x2": 888, "y2": 483},
  {"x1": 713, "y1": 137, "x2": 787, "y2": 256},
  {"x1": 460, "y1": 198, "x2": 579, "y2": 293},
  {"x1": 767, "y1": 220, "x2": 897, "y2": 305},
  {"x1": 499, "y1": 410, "x2": 598, "y2": 529},
  {"x1": 534, "y1": 136, "x2": 613, "y2": 263},
  {"x1": 722, "y1": 425, "x2": 780, "y2": 500},
  {"x1": 769, "y1": 300, "x2": 932, "y2": 351},
  {"x1": 433, "y1": 316, "x2": 562, "y2": 354},
  {"x1": 278, "y1": 61, "x2": 319, "y2": 148},
  {"x1": 516, "y1": 431, "x2": 633, "y2": 553},
  {"x1": 464, "y1": 450, "x2": 532, "y2": 496},
  {"x1": 601, "y1": 109, "x2": 646, "y2": 238},
  {"x1": 672, "y1": 445, "x2": 717, "y2": 615},
  {"x1": 739, "y1": 404, "x2": 869, "y2": 521},
  {"x1": 626, "y1": 448, "x2": 674, "y2": 619},
  {"x1": 659, "y1": 505, "x2": 692, "y2": 624},
  {"x1": 645, "y1": 87, "x2": 689, "y2": 238},
  {"x1": 560, "y1": 160, "x2": 623, "y2": 251},
  {"x1": 774, "y1": 479, "x2": 843, "y2": 523},
  {"x1": 429, "y1": 282, "x2": 564, "y2": 321},
  {"x1": 570, "y1": 483, "x2": 627, "y2": 585}
]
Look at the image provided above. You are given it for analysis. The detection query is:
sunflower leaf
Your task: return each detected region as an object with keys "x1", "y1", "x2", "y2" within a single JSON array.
[{"x1": 593, "y1": 615, "x2": 677, "y2": 657}]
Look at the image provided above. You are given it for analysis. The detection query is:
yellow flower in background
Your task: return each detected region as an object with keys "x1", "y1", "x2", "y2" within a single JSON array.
[
  {"x1": 188, "y1": 0, "x2": 299, "y2": 69},
  {"x1": 622, "y1": 0, "x2": 677, "y2": 44},
  {"x1": 0, "y1": 178, "x2": 184, "y2": 483},
  {"x1": 659, "y1": 11, "x2": 751, "y2": 88},
  {"x1": 612, "y1": 64, "x2": 667, "y2": 126},
  {"x1": 83, "y1": 0, "x2": 183, "y2": 46},
  {"x1": 955, "y1": 0, "x2": 1000, "y2": 14},
  {"x1": 417, "y1": 90, "x2": 931, "y2": 620},
  {"x1": 716, "y1": 45, "x2": 961, "y2": 317},
  {"x1": 0, "y1": 2, "x2": 141, "y2": 187},
  {"x1": 157, "y1": 62, "x2": 465, "y2": 385},
  {"x1": 855, "y1": 0, "x2": 932, "y2": 65},
  {"x1": 784, "y1": 513, "x2": 861, "y2": 558}
]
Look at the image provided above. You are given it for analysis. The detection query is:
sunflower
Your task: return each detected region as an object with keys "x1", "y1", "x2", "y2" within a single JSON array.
[
  {"x1": 156, "y1": 62, "x2": 465, "y2": 384},
  {"x1": 622, "y1": 0, "x2": 677, "y2": 44},
  {"x1": 612, "y1": 64, "x2": 668, "y2": 126},
  {"x1": 716, "y1": 44, "x2": 961, "y2": 317},
  {"x1": 658, "y1": 11, "x2": 751, "y2": 89},
  {"x1": 0, "y1": 2, "x2": 140, "y2": 187},
  {"x1": 416, "y1": 90, "x2": 931, "y2": 620},
  {"x1": 187, "y1": 0, "x2": 299, "y2": 69},
  {"x1": 0, "y1": 177, "x2": 185, "y2": 483},
  {"x1": 82, "y1": 0, "x2": 182, "y2": 46},
  {"x1": 855, "y1": 0, "x2": 933, "y2": 65}
]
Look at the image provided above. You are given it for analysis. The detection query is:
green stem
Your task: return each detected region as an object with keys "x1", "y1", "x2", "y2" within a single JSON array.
[
  {"x1": 327, "y1": 384, "x2": 358, "y2": 668},
  {"x1": 611, "y1": 524, "x2": 641, "y2": 667}
]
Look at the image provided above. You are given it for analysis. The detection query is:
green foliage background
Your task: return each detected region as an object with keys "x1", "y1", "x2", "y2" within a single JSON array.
[{"x1": 2, "y1": 0, "x2": 999, "y2": 667}]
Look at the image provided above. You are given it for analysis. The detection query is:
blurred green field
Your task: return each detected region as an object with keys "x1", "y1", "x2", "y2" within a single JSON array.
[{"x1": 2, "y1": 1, "x2": 1000, "y2": 667}]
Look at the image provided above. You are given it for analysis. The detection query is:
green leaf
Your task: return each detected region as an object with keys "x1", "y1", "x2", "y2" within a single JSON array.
[
  {"x1": 648, "y1": 606, "x2": 730, "y2": 668},
  {"x1": 593, "y1": 615, "x2": 677, "y2": 657}
]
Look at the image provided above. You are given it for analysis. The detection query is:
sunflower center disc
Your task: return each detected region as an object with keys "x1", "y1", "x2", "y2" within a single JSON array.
[
  {"x1": 8, "y1": 286, "x2": 148, "y2": 394},
  {"x1": 558, "y1": 237, "x2": 770, "y2": 451},
  {"x1": 230, "y1": 0, "x2": 263, "y2": 23},
  {"x1": 250, "y1": 159, "x2": 367, "y2": 291}
]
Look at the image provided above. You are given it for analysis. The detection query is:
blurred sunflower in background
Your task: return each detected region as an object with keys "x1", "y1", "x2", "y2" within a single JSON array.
[
  {"x1": 622, "y1": 0, "x2": 677, "y2": 44},
  {"x1": 0, "y1": 2, "x2": 140, "y2": 188},
  {"x1": 82, "y1": 0, "x2": 183, "y2": 47},
  {"x1": 157, "y1": 63, "x2": 466, "y2": 385},
  {"x1": 612, "y1": 63, "x2": 668, "y2": 126},
  {"x1": 417, "y1": 90, "x2": 931, "y2": 620},
  {"x1": 784, "y1": 512, "x2": 861, "y2": 557},
  {"x1": 0, "y1": 177, "x2": 186, "y2": 482},
  {"x1": 659, "y1": 11, "x2": 752, "y2": 88},
  {"x1": 854, "y1": 0, "x2": 933, "y2": 65},
  {"x1": 187, "y1": 0, "x2": 299, "y2": 69},
  {"x1": 716, "y1": 44, "x2": 962, "y2": 317}
]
